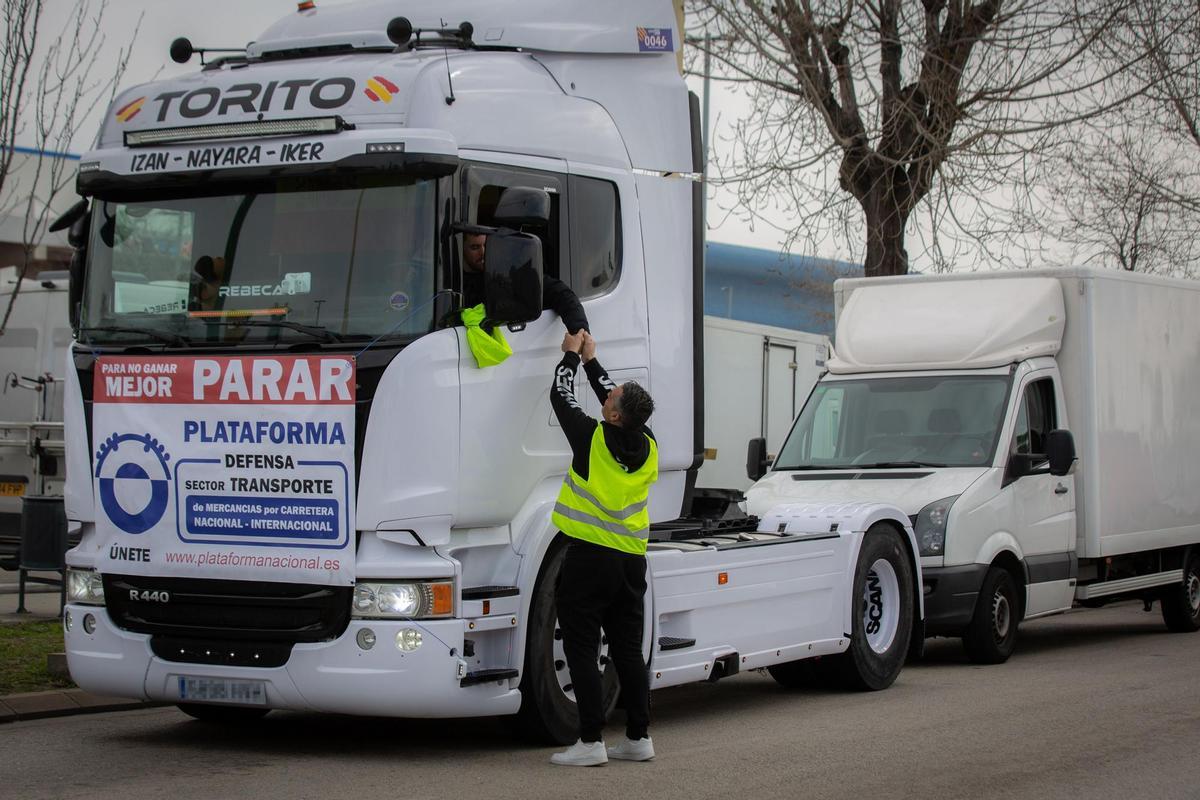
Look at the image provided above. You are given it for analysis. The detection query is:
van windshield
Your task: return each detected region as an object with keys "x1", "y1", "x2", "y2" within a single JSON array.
[
  {"x1": 81, "y1": 176, "x2": 438, "y2": 346},
  {"x1": 774, "y1": 374, "x2": 1011, "y2": 470}
]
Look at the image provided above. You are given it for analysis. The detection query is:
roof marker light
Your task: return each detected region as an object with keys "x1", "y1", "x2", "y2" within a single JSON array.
[{"x1": 297, "y1": 1, "x2": 316, "y2": 11}]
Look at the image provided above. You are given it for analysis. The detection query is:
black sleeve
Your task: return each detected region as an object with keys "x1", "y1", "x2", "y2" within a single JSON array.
[
  {"x1": 542, "y1": 275, "x2": 589, "y2": 334},
  {"x1": 550, "y1": 351, "x2": 597, "y2": 477},
  {"x1": 582, "y1": 357, "x2": 617, "y2": 406}
]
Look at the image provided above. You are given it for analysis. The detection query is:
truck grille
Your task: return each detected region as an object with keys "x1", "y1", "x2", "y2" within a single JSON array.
[{"x1": 104, "y1": 574, "x2": 351, "y2": 643}]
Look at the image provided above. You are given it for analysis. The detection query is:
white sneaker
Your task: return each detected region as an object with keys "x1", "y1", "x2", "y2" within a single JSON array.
[
  {"x1": 607, "y1": 736, "x2": 655, "y2": 761},
  {"x1": 550, "y1": 739, "x2": 608, "y2": 767}
]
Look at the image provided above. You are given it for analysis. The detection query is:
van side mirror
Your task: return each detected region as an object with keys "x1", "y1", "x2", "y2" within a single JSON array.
[
  {"x1": 1046, "y1": 429, "x2": 1076, "y2": 476},
  {"x1": 483, "y1": 230, "x2": 543, "y2": 324},
  {"x1": 746, "y1": 437, "x2": 770, "y2": 481},
  {"x1": 492, "y1": 187, "x2": 551, "y2": 227}
]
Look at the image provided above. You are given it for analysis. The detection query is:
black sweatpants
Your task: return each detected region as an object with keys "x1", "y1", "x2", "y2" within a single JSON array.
[{"x1": 555, "y1": 538, "x2": 650, "y2": 744}]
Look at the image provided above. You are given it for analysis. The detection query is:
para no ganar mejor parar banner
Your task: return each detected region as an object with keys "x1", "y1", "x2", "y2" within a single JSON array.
[{"x1": 92, "y1": 355, "x2": 355, "y2": 586}]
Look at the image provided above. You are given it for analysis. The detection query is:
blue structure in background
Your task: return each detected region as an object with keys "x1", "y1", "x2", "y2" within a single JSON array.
[{"x1": 704, "y1": 242, "x2": 861, "y2": 337}]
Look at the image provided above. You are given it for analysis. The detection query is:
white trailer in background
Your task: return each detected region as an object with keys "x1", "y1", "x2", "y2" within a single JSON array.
[
  {"x1": 0, "y1": 268, "x2": 70, "y2": 567},
  {"x1": 747, "y1": 267, "x2": 1200, "y2": 663},
  {"x1": 696, "y1": 316, "x2": 827, "y2": 497},
  {"x1": 60, "y1": 0, "x2": 921, "y2": 742}
]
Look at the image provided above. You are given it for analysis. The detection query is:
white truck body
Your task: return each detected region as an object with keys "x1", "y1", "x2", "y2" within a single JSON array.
[
  {"x1": 747, "y1": 267, "x2": 1200, "y2": 658},
  {"x1": 60, "y1": 0, "x2": 920, "y2": 736},
  {"x1": 698, "y1": 316, "x2": 828, "y2": 493},
  {"x1": 0, "y1": 269, "x2": 70, "y2": 565}
]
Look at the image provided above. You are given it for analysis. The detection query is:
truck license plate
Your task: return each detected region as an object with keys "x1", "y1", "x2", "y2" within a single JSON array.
[
  {"x1": 177, "y1": 677, "x2": 266, "y2": 705},
  {"x1": 0, "y1": 481, "x2": 26, "y2": 496}
]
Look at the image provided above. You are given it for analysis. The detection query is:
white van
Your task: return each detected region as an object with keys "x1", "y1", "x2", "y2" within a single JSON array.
[{"x1": 746, "y1": 267, "x2": 1200, "y2": 662}]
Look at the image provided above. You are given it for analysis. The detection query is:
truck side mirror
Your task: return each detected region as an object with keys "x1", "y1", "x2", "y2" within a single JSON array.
[
  {"x1": 746, "y1": 437, "x2": 770, "y2": 481},
  {"x1": 483, "y1": 230, "x2": 543, "y2": 325},
  {"x1": 1046, "y1": 429, "x2": 1076, "y2": 476},
  {"x1": 64, "y1": 207, "x2": 90, "y2": 332},
  {"x1": 492, "y1": 187, "x2": 551, "y2": 227}
]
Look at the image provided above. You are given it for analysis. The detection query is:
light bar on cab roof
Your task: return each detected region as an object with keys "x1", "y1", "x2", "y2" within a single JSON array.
[{"x1": 124, "y1": 116, "x2": 348, "y2": 148}]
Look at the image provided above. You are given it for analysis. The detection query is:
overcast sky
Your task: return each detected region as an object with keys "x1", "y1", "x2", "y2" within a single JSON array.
[{"x1": 22, "y1": 0, "x2": 779, "y2": 255}]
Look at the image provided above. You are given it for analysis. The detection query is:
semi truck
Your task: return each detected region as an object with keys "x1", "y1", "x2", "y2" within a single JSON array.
[
  {"x1": 746, "y1": 268, "x2": 1200, "y2": 663},
  {"x1": 59, "y1": 0, "x2": 921, "y2": 742}
]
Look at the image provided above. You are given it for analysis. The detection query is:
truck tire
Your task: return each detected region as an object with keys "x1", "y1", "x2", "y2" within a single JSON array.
[
  {"x1": 177, "y1": 704, "x2": 270, "y2": 723},
  {"x1": 962, "y1": 566, "x2": 1020, "y2": 664},
  {"x1": 510, "y1": 542, "x2": 619, "y2": 745},
  {"x1": 1161, "y1": 551, "x2": 1200, "y2": 632},
  {"x1": 769, "y1": 523, "x2": 914, "y2": 691}
]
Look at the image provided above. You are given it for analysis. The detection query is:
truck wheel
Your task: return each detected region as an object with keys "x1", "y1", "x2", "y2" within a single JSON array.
[
  {"x1": 177, "y1": 704, "x2": 270, "y2": 723},
  {"x1": 771, "y1": 523, "x2": 914, "y2": 691},
  {"x1": 510, "y1": 543, "x2": 619, "y2": 745},
  {"x1": 1161, "y1": 552, "x2": 1200, "y2": 632},
  {"x1": 962, "y1": 566, "x2": 1020, "y2": 664}
]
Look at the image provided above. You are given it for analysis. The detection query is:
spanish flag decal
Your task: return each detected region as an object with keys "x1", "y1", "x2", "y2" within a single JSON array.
[
  {"x1": 364, "y1": 76, "x2": 399, "y2": 103},
  {"x1": 115, "y1": 97, "x2": 146, "y2": 123}
]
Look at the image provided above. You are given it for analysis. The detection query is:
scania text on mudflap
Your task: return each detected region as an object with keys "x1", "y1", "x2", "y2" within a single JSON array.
[{"x1": 60, "y1": 0, "x2": 922, "y2": 739}]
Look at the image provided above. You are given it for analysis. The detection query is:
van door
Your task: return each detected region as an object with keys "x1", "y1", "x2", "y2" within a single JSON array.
[{"x1": 1005, "y1": 373, "x2": 1076, "y2": 616}]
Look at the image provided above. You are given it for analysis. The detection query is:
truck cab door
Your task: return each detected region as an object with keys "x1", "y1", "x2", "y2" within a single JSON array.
[{"x1": 1004, "y1": 372, "x2": 1076, "y2": 616}]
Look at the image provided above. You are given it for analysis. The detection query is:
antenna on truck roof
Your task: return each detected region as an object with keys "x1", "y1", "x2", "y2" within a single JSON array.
[{"x1": 386, "y1": 17, "x2": 473, "y2": 106}]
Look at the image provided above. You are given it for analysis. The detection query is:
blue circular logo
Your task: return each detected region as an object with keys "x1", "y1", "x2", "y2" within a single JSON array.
[{"x1": 94, "y1": 433, "x2": 171, "y2": 534}]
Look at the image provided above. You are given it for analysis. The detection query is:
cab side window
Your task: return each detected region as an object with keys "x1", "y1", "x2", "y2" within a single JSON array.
[
  {"x1": 1012, "y1": 378, "x2": 1057, "y2": 460},
  {"x1": 464, "y1": 165, "x2": 564, "y2": 280},
  {"x1": 568, "y1": 175, "x2": 621, "y2": 299}
]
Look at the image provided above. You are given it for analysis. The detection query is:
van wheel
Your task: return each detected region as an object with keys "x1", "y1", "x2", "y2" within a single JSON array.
[
  {"x1": 770, "y1": 523, "x2": 914, "y2": 691},
  {"x1": 1161, "y1": 552, "x2": 1200, "y2": 632},
  {"x1": 509, "y1": 543, "x2": 619, "y2": 745},
  {"x1": 962, "y1": 566, "x2": 1020, "y2": 664},
  {"x1": 177, "y1": 704, "x2": 270, "y2": 723}
]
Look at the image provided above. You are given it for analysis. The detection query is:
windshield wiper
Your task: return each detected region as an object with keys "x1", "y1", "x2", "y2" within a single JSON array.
[
  {"x1": 855, "y1": 461, "x2": 948, "y2": 469},
  {"x1": 221, "y1": 320, "x2": 346, "y2": 343},
  {"x1": 79, "y1": 325, "x2": 190, "y2": 347},
  {"x1": 775, "y1": 465, "x2": 861, "y2": 471}
]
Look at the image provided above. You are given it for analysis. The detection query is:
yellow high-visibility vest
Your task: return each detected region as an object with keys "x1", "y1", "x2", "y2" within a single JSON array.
[
  {"x1": 461, "y1": 304, "x2": 511, "y2": 368},
  {"x1": 552, "y1": 426, "x2": 659, "y2": 555}
]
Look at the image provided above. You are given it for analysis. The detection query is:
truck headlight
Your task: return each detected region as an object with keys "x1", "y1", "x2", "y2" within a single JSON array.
[
  {"x1": 915, "y1": 495, "x2": 959, "y2": 556},
  {"x1": 352, "y1": 581, "x2": 453, "y2": 619},
  {"x1": 66, "y1": 568, "x2": 105, "y2": 606}
]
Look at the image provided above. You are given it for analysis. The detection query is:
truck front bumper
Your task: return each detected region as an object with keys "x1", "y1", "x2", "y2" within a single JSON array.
[
  {"x1": 921, "y1": 563, "x2": 989, "y2": 637},
  {"x1": 63, "y1": 605, "x2": 521, "y2": 718}
]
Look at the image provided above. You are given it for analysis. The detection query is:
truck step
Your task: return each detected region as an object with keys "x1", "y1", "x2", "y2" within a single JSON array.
[
  {"x1": 461, "y1": 586, "x2": 519, "y2": 600},
  {"x1": 459, "y1": 668, "x2": 519, "y2": 687},
  {"x1": 658, "y1": 636, "x2": 696, "y2": 651}
]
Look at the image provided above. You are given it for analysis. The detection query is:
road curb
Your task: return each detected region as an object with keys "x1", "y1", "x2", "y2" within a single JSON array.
[{"x1": 0, "y1": 689, "x2": 161, "y2": 723}]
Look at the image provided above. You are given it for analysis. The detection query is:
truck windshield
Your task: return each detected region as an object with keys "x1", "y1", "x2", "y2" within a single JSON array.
[
  {"x1": 774, "y1": 374, "x2": 1011, "y2": 470},
  {"x1": 81, "y1": 177, "x2": 438, "y2": 345}
]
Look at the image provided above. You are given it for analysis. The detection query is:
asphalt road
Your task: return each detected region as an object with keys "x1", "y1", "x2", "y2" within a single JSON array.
[{"x1": 4, "y1": 601, "x2": 1198, "y2": 800}]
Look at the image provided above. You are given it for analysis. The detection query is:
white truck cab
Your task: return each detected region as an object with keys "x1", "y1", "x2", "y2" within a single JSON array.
[
  {"x1": 59, "y1": 0, "x2": 923, "y2": 741},
  {"x1": 748, "y1": 269, "x2": 1200, "y2": 662}
]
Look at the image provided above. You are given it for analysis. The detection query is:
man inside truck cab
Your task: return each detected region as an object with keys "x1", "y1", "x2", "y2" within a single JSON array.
[
  {"x1": 548, "y1": 329, "x2": 658, "y2": 767},
  {"x1": 454, "y1": 231, "x2": 589, "y2": 367}
]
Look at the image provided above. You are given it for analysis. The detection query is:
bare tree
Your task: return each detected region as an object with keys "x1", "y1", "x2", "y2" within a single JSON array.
[
  {"x1": 0, "y1": 0, "x2": 138, "y2": 333},
  {"x1": 687, "y1": 1, "x2": 1158, "y2": 276},
  {"x1": 1036, "y1": 0, "x2": 1199, "y2": 275}
]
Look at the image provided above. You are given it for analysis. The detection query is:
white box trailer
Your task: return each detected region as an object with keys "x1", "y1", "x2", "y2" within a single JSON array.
[
  {"x1": 697, "y1": 316, "x2": 828, "y2": 494},
  {"x1": 747, "y1": 266, "x2": 1200, "y2": 663}
]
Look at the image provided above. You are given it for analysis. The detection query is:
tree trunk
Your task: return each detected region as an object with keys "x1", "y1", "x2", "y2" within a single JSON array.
[{"x1": 861, "y1": 184, "x2": 910, "y2": 277}]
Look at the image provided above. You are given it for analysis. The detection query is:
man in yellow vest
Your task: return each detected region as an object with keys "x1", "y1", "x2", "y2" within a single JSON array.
[{"x1": 548, "y1": 329, "x2": 658, "y2": 767}]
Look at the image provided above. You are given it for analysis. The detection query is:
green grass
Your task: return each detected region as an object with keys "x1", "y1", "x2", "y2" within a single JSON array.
[{"x1": 0, "y1": 620, "x2": 73, "y2": 695}]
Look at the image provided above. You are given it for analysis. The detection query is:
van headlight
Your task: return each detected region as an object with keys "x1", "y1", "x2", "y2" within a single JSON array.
[
  {"x1": 915, "y1": 495, "x2": 959, "y2": 556},
  {"x1": 352, "y1": 581, "x2": 453, "y2": 619},
  {"x1": 66, "y1": 568, "x2": 105, "y2": 605}
]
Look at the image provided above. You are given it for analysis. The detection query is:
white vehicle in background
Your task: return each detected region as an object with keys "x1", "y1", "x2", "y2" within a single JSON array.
[
  {"x1": 0, "y1": 267, "x2": 70, "y2": 569},
  {"x1": 747, "y1": 268, "x2": 1200, "y2": 663},
  {"x1": 59, "y1": 0, "x2": 922, "y2": 741}
]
